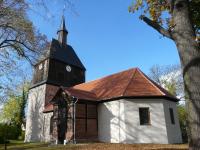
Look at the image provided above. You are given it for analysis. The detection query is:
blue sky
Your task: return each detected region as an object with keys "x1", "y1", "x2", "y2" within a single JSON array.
[{"x1": 28, "y1": 0, "x2": 180, "y2": 81}]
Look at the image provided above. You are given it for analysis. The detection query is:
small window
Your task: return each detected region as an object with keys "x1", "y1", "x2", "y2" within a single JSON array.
[
  {"x1": 169, "y1": 108, "x2": 175, "y2": 124},
  {"x1": 139, "y1": 107, "x2": 150, "y2": 125},
  {"x1": 50, "y1": 116, "x2": 53, "y2": 134}
]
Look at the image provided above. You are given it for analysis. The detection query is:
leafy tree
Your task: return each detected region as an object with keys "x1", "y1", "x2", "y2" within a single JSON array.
[
  {"x1": 178, "y1": 104, "x2": 188, "y2": 143},
  {"x1": 18, "y1": 81, "x2": 30, "y2": 127},
  {"x1": 0, "y1": 95, "x2": 22, "y2": 125},
  {"x1": 0, "y1": 81, "x2": 29, "y2": 141},
  {"x1": 3, "y1": 83, "x2": 29, "y2": 123},
  {"x1": 130, "y1": 1, "x2": 200, "y2": 148},
  {"x1": 19, "y1": 88, "x2": 26, "y2": 127}
]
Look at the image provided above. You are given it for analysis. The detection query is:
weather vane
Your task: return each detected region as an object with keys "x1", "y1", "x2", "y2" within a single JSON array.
[{"x1": 62, "y1": 4, "x2": 67, "y2": 15}]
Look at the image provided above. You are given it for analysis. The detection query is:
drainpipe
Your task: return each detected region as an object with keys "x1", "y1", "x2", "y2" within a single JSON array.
[{"x1": 72, "y1": 97, "x2": 78, "y2": 144}]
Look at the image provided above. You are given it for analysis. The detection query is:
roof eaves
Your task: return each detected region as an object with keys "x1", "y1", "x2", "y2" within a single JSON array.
[
  {"x1": 97, "y1": 95, "x2": 179, "y2": 103},
  {"x1": 43, "y1": 109, "x2": 53, "y2": 113}
]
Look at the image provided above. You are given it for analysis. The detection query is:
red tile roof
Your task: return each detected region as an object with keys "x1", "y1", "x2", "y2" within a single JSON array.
[
  {"x1": 43, "y1": 103, "x2": 53, "y2": 113},
  {"x1": 67, "y1": 68, "x2": 177, "y2": 101},
  {"x1": 43, "y1": 68, "x2": 178, "y2": 112},
  {"x1": 65, "y1": 88, "x2": 97, "y2": 100}
]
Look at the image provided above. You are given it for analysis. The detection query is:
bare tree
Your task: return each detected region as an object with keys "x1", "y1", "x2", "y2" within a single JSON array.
[
  {"x1": 149, "y1": 64, "x2": 184, "y2": 100},
  {"x1": 0, "y1": 0, "x2": 76, "y2": 103},
  {"x1": 0, "y1": 0, "x2": 51, "y2": 103},
  {"x1": 0, "y1": 0, "x2": 49, "y2": 62}
]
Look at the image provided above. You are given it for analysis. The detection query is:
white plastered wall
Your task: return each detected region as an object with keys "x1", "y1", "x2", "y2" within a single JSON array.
[
  {"x1": 163, "y1": 100, "x2": 182, "y2": 143},
  {"x1": 43, "y1": 112, "x2": 53, "y2": 142},
  {"x1": 25, "y1": 84, "x2": 47, "y2": 142},
  {"x1": 98, "y1": 98, "x2": 182, "y2": 144}
]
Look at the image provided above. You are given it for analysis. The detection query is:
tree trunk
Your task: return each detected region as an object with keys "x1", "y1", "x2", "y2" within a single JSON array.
[{"x1": 172, "y1": 0, "x2": 200, "y2": 149}]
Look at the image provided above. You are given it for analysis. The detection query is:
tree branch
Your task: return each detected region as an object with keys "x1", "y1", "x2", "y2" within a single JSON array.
[
  {"x1": 0, "y1": 44, "x2": 12, "y2": 49},
  {"x1": 4, "y1": 39, "x2": 36, "y2": 53},
  {"x1": 6, "y1": 41, "x2": 34, "y2": 66},
  {"x1": 140, "y1": 15, "x2": 173, "y2": 40}
]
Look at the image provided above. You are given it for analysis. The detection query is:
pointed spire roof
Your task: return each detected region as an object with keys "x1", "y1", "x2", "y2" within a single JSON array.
[
  {"x1": 46, "y1": 15, "x2": 85, "y2": 70},
  {"x1": 59, "y1": 15, "x2": 67, "y2": 32},
  {"x1": 57, "y1": 15, "x2": 68, "y2": 44}
]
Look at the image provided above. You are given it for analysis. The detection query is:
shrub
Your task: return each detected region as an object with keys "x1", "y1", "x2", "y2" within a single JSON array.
[
  {"x1": 0, "y1": 123, "x2": 21, "y2": 143},
  {"x1": 18, "y1": 131, "x2": 25, "y2": 140}
]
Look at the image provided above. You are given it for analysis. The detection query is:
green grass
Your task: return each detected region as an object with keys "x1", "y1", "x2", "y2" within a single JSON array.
[{"x1": 0, "y1": 140, "x2": 188, "y2": 150}]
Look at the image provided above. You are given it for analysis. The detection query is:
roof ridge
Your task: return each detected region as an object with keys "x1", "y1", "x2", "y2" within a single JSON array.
[
  {"x1": 137, "y1": 69, "x2": 166, "y2": 96},
  {"x1": 122, "y1": 68, "x2": 137, "y2": 96}
]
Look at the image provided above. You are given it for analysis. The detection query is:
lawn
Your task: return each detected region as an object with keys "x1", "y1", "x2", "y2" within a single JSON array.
[{"x1": 0, "y1": 141, "x2": 188, "y2": 150}]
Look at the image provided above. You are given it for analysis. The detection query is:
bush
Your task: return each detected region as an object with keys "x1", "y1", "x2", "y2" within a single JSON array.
[
  {"x1": 0, "y1": 124, "x2": 6, "y2": 144},
  {"x1": 0, "y1": 136, "x2": 4, "y2": 144},
  {"x1": 18, "y1": 130, "x2": 25, "y2": 140},
  {"x1": 0, "y1": 123, "x2": 21, "y2": 143}
]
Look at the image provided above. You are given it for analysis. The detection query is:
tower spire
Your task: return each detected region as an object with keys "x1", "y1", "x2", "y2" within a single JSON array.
[{"x1": 57, "y1": 15, "x2": 68, "y2": 45}]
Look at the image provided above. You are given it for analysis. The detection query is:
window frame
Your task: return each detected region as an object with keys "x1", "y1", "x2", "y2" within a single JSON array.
[
  {"x1": 139, "y1": 107, "x2": 151, "y2": 126},
  {"x1": 169, "y1": 108, "x2": 175, "y2": 124}
]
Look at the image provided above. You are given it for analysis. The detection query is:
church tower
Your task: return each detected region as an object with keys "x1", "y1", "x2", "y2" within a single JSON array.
[
  {"x1": 32, "y1": 16, "x2": 85, "y2": 88},
  {"x1": 25, "y1": 16, "x2": 85, "y2": 142}
]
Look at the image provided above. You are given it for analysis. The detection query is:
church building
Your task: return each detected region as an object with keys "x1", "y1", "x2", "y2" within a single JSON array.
[{"x1": 25, "y1": 17, "x2": 182, "y2": 144}]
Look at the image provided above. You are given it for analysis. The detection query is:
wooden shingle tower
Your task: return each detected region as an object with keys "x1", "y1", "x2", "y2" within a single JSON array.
[
  {"x1": 32, "y1": 16, "x2": 85, "y2": 88},
  {"x1": 25, "y1": 16, "x2": 85, "y2": 142}
]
